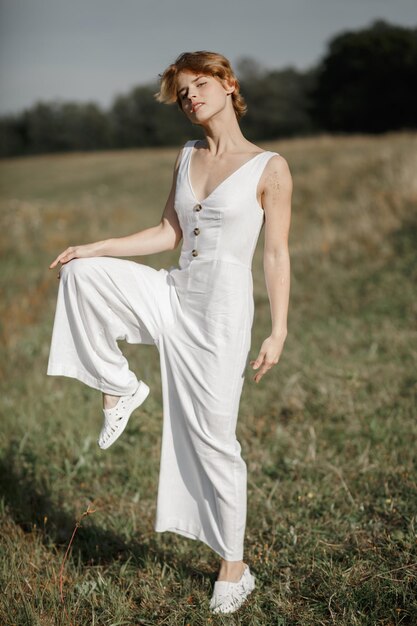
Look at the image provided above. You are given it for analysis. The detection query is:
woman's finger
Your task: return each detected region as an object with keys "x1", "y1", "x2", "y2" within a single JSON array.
[
  {"x1": 252, "y1": 354, "x2": 279, "y2": 382},
  {"x1": 253, "y1": 366, "x2": 269, "y2": 383},
  {"x1": 50, "y1": 253, "x2": 67, "y2": 269},
  {"x1": 49, "y1": 247, "x2": 76, "y2": 269},
  {"x1": 250, "y1": 353, "x2": 266, "y2": 369}
]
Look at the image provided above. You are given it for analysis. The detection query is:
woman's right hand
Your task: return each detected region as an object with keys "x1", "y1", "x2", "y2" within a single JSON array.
[{"x1": 49, "y1": 242, "x2": 101, "y2": 274}]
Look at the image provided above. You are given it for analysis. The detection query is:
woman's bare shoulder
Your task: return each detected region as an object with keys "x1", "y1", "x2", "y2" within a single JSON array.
[{"x1": 260, "y1": 152, "x2": 293, "y2": 197}]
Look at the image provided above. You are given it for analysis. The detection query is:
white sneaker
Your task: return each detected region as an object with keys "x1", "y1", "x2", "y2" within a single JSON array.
[
  {"x1": 98, "y1": 381, "x2": 150, "y2": 450},
  {"x1": 209, "y1": 564, "x2": 256, "y2": 614}
]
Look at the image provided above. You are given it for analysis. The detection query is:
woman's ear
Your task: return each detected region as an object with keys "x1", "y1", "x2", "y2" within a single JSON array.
[
  {"x1": 222, "y1": 77, "x2": 236, "y2": 96},
  {"x1": 228, "y1": 81, "x2": 236, "y2": 96}
]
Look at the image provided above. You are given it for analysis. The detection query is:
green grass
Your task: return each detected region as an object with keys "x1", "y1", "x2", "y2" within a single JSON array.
[{"x1": 0, "y1": 132, "x2": 416, "y2": 625}]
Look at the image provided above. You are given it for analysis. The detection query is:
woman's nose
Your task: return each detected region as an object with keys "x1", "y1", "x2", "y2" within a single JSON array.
[{"x1": 187, "y1": 88, "x2": 198, "y2": 101}]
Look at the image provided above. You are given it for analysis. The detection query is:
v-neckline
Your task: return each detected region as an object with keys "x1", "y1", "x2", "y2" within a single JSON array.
[{"x1": 187, "y1": 140, "x2": 267, "y2": 204}]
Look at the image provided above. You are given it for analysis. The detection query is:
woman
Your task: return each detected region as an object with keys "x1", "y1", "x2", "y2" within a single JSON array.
[{"x1": 47, "y1": 50, "x2": 292, "y2": 614}]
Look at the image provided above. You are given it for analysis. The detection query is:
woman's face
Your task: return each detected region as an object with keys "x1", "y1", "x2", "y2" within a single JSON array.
[{"x1": 176, "y1": 70, "x2": 234, "y2": 123}]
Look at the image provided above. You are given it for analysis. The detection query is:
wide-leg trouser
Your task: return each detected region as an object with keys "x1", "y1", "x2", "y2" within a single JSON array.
[
  {"x1": 47, "y1": 256, "x2": 176, "y2": 395},
  {"x1": 46, "y1": 256, "x2": 248, "y2": 561}
]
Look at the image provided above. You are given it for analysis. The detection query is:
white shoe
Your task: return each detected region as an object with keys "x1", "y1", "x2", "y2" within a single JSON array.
[
  {"x1": 209, "y1": 564, "x2": 256, "y2": 614},
  {"x1": 98, "y1": 381, "x2": 150, "y2": 450}
]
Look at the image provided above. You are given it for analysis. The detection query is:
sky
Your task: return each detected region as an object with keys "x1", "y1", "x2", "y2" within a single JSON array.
[{"x1": 0, "y1": 0, "x2": 416, "y2": 116}]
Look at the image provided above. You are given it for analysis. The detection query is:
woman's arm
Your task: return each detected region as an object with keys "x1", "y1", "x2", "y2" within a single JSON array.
[
  {"x1": 250, "y1": 154, "x2": 293, "y2": 383},
  {"x1": 49, "y1": 148, "x2": 184, "y2": 270}
]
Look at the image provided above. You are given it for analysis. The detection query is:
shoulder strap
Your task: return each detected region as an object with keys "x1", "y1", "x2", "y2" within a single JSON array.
[
  {"x1": 177, "y1": 140, "x2": 195, "y2": 171},
  {"x1": 253, "y1": 151, "x2": 280, "y2": 171}
]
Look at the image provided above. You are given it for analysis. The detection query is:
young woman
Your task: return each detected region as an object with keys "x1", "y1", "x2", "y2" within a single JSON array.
[{"x1": 47, "y1": 50, "x2": 292, "y2": 614}]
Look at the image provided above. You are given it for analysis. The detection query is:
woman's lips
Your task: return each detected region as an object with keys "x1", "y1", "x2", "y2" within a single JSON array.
[{"x1": 192, "y1": 103, "x2": 204, "y2": 112}]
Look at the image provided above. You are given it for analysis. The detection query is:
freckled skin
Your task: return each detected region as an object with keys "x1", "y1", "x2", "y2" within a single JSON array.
[{"x1": 266, "y1": 170, "x2": 281, "y2": 195}]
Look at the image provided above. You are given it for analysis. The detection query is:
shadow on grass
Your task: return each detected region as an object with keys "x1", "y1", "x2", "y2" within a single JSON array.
[{"x1": 0, "y1": 438, "x2": 211, "y2": 583}]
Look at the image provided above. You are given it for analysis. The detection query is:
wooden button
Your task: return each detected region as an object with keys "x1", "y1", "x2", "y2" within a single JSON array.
[
  {"x1": 192, "y1": 249, "x2": 199, "y2": 257},
  {"x1": 193, "y1": 227, "x2": 200, "y2": 235}
]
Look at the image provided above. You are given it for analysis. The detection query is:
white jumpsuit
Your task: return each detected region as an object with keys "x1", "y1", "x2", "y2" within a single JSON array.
[{"x1": 47, "y1": 139, "x2": 279, "y2": 561}]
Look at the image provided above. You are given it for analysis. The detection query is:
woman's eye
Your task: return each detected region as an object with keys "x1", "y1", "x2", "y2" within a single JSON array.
[{"x1": 179, "y1": 81, "x2": 206, "y2": 100}]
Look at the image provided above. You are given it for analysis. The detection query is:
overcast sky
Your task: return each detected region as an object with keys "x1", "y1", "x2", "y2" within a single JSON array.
[{"x1": 0, "y1": 0, "x2": 416, "y2": 115}]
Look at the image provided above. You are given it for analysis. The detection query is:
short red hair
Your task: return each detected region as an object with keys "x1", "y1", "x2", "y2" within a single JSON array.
[{"x1": 154, "y1": 50, "x2": 247, "y2": 120}]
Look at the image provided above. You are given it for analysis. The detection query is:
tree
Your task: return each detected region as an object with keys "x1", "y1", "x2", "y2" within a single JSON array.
[
  {"x1": 310, "y1": 20, "x2": 417, "y2": 133},
  {"x1": 240, "y1": 66, "x2": 318, "y2": 139},
  {"x1": 109, "y1": 84, "x2": 192, "y2": 148}
]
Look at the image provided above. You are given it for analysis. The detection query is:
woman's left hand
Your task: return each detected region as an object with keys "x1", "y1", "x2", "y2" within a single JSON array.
[{"x1": 249, "y1": 332, "x2": 287, "y2": 383}]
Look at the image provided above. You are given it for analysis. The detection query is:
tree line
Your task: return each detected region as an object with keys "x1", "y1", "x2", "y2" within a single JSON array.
[{"x1": 0, "y1": 19, "x2": 416, "y2": 157}]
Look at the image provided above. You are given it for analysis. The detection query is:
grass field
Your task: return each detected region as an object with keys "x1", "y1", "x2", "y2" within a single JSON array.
[{"x1": 0, "y1": 131, "x2": 416, "y2": 625}]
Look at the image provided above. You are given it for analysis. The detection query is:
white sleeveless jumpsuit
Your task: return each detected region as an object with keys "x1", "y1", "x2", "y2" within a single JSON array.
[{"x1": 47, "y1": 139, "x2": 279, "y2": 561}]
